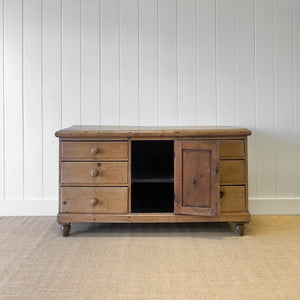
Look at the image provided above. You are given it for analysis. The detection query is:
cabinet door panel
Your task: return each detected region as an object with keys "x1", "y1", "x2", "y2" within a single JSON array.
[{"x1": 174, "y1": 141, "x2": 220, "y2": 216}]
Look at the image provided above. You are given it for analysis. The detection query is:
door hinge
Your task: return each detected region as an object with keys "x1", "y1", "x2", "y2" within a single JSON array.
[
  {"x1": 215, "y1": 166, "x2": 219, "y2": 174},
  {"x1": 174, "y1": 152, "x2": 175, "y2": 159}
]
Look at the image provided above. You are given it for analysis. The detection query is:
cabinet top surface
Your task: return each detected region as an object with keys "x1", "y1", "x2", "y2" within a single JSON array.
[{"x1": 55, "y1": 126, "x2": 252, "y2": 138}]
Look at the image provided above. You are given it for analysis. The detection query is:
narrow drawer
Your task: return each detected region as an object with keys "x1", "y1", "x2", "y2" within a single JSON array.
[
  {"x1": 61, "y1": 141, "x2": 128, "y2": 160},
  {"x1": 219, "y1": 140, "x2": 244, "y2": 158},
  {"x1": 61, "y1": 187, "x2": 128, "y2": 213},
  {"x1": 220, "y1": 186, "x2": 246, "y2": 213},
  {"x1": 61, "y1": 162, "x2": 128, "y2": 185},
  {"x1": 220, "y1": 160, "x2": 245, "y2": 184}
]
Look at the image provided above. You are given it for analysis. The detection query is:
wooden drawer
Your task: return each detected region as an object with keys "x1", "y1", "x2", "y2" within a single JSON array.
[
  {"x1": 220, "y1": 160, "x2": 245, "y2": 184},
  {"x1": 219, "y1": 140, "x2": 244, "y2": 158},
  {"x1": 61, "y1": 187, "x2": 128, "y2": 213},
  {"x1": 220, "y1": 186, "x2": 246, "y2": 212},
  {"x1": 61, "y1": 162, "x2": 128, "y2": 185},
  {"x1": 61, "y1": 141, "x2": 128, "y2": 160}
]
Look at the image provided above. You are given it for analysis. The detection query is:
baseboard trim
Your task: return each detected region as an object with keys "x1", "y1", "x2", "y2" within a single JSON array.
[
  {"x1": 0, "y1": 200, "x2": 58, "y2": 216},
  {"x1": 249, "y1": 198, "x2": 300, "y2": 215},
  {"x1": 0, "y1": 199, "x2": 299, "y2": 216}
]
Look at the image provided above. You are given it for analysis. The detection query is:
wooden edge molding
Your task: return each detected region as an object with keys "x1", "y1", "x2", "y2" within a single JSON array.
[
  {"x1": 57, "y1": 212, "x2": 251, "y2": 224},
  {"x1": 55, "y1": 126, "x2": 252, "y2": 138}
]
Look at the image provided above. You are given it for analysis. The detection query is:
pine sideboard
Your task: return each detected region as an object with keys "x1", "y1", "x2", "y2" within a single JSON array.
[{"x1": 55, "y1": 126, "x2": 252, "y2": 236}]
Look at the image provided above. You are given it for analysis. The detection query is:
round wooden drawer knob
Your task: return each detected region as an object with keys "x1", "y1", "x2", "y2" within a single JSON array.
[
  {"x1": 91, "y1": 147, "x2": 100, "y2": 155},
  {"x1": 90, "y1": 169, "x2": 99, "y2": 177},
  {"x1": 90, "y1": 198, "x2": 98, "y2": 207}
]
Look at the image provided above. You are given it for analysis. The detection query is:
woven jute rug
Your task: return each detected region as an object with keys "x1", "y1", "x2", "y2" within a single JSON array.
[{"x1": 0, "y1": 216, "x2": 299, "y2": 299}]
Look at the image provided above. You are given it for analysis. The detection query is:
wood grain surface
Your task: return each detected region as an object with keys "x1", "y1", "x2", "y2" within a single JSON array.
[
  {"x1": 57, "y1": 212, "x2": 251, "y2": 223},
  {"x1": 61, "y1": 187, "x2": 128, "y2": 213},
  {"x1": 219, "y1": 160, "x2": 246, "y2": 184},
  {"x1": 61, "y1": 162, "x2": 128, "y2": 185},
  {"x1": 57, "y1": 126, "x2": 250, "y2": 236},
  {"x1": 220, "y1": 186, "x2": 246, "y2": 212},
  {"x1": 174, "y1": 141, "x2": 220, "y2": 217},
  {"x1": 61, "y1": 141, "x2": 128, "y2": 160},
  {"x1": 55, "y1": 126, "x2": 252, "y2": 138}
]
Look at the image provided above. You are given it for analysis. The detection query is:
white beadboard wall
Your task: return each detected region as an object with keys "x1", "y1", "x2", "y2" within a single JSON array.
[{"x1": 0, "y1": 0, "x2": 300, "y2": 216}]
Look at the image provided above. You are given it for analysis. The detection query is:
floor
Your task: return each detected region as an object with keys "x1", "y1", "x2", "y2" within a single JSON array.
[{"x1": 0, "y1": 216, "x2": 299, "y2": 299}]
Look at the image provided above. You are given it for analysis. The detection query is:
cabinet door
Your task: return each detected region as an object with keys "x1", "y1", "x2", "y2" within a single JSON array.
[{"x1": 174, "y1": 141, "x2": 220, "y2": 216}]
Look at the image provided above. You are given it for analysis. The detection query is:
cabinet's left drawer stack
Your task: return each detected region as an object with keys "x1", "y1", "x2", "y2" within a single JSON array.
[{"x1": 59, "y1": 141, "x2": 129, "y2": 214}]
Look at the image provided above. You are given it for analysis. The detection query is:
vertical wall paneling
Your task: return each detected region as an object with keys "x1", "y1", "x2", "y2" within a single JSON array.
[
  {"x1": 295, "y1": 0, "x2": 300, "y2": 198},
  {"x1": 1, "y1": 0, "x2": 300, "y2": 214},
  {"x1": 100, "y1": 0, "x2": 120, "y2": 125},
  {"x1": 235, "y1": 0, "x2": 256, "y2": 198},
  {"x1": 119, "y1": 0, "x2": 139, "y2": 125},
  {"x1": 274, "y1": 0, "x2": 295, "y2": 197},
  {"x1": 62, "y1": 0, "x2": 81, "y2": 127},
  {"x1": 216, "y1": 0, "x2": 236, "y2": 125},
  {"x1": 3, "y1": 0, "x2": 24, "y2": 201},
  {"x1": 177, "y1": 0, "x2": 197, "y2": 125},
  {"x1": 255, "y1": 0, "x2": 276, "y2": 198},
  {"x1": 158, "y1": 0, "x2": 177, "y2": 126},
  {"x1": 236, "y1": 0, "x2": 255, "y2": 128},
  {"x1": 23, "y1": 0, "x2": 43, "y2": 200},
  {"x1": 0, "y1": 0, "x2": 4, "y2": 201},
  {"x1": 139, "y1": 0, "x2": 158, "y2": 125},
  {"x1": 196, "y1": 0, "x2": 216, "y2": 125},
  {"x1": 43, "y1": 0, "x2": 61, "y2": 200},
  {"x1": 81, "y1": 0, "x2": 100, "y2": 125}
]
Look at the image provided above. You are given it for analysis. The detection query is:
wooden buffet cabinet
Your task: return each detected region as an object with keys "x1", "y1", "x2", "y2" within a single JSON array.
[{"x1": 55, "y1": 126, "x2": 251, "y2": 237}]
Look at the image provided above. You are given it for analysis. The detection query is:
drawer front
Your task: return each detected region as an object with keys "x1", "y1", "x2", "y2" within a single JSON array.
[
  {"x1": 220, "y1": 160, "x2": 245, "y2": 184},
  {"x1": 61, "y1": 162, "x2": 128, "y2": 184},
  {"x1": 61, "y1": 141, "x2": 128, "y2": 160},
  {"x1": 61, "y1": 187, "x2": 128, "y2": 213},
  {"x1": 219, "y1": 140, "x2": 244, "y2": 158},
  {"x1": 220, "y1": 186, "x2": 246, "y2": 212}
]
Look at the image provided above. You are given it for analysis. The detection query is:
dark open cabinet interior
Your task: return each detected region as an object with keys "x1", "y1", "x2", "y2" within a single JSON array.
[
  {"x1": 131, "y1": 140, "x2": 174, "y2": 212},
  {"x1": 131, "y1": 139, "x2": 220, "y2": 216}
]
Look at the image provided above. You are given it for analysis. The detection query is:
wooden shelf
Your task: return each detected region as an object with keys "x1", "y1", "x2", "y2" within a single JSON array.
[{"x1": 132, "y1": 177, "x2": 174, "y2": 183}]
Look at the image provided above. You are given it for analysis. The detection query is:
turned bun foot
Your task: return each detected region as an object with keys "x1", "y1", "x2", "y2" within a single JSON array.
[
  {"x1": 234, "y1": 223, "x2": 244, "y2": 236},
  {"x1": 60, "y1": 224, "x2": 71, "y2": 237}
]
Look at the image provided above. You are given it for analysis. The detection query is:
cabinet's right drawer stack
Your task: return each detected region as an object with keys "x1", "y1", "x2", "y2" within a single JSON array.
[{"x1": 218, "y1": 139, "x2": 247, "y2": 213}]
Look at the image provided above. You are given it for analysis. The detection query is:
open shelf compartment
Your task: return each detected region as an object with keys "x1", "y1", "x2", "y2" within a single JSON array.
[{"x1": 131, "y1": 140, "x2": 174, "y2": 213}]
